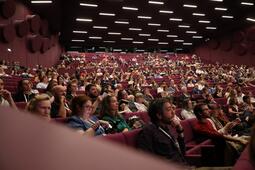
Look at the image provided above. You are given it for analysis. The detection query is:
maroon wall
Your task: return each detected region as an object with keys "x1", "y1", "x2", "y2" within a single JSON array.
[
  {"x1": 194, "y1": 25, "x2": 255, "y2": 66},
  {"x1": 0, "y1": 0, "x2": 62, "y2": 67}
]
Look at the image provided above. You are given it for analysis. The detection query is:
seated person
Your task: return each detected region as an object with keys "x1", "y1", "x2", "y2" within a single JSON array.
[
  {"x1": 66, "y1": 79, "x2": 78, "y2": 103},
  {"x1": 250, "y1": 126, "x2": 255, "y2": 167},
  {"x1": 0, "y1": 78, "x2": 16, "y2": 109},
  {"x1": 100, "y1": 95, "x2": 131, "y2": 133},
  {"x1": 26, "y1": 94, "x2": 51, "y2": 120},
  {"x1": 50, "y1": 85, "x2": 70, "y2": 118},
  {"x1": 181, "y1": 99, "x2": 195, "y2": 120},
  {"x1": 36, "y1": 75, "x2": 49, "y2": 89},
  {"x1": 134, "y1": 93, "x2": 148, "y2": 112},
  {"x1": 117, "y1": 90, "x2": 137, "y2": 112},
  {"x1": 14, "y1": 79, "x2": 39, "y2": 103},
  {"x1": 143, "y1": 87, "x2": 154, "y2": 104},
  {"x1": 193, "y1": 103, "x2": 249, "y2": 165},
  {"x1": 136, "y1": 98, "x2": 186, "y2": 163},
  {"x1": 68, "y1": 95, "x2": 109, "y2": 136},
  {"x1": 228, "y1": 97, "x2": 242, "y2": 120}
]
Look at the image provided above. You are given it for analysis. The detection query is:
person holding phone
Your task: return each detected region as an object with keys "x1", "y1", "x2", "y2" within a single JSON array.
[
  {"x1": 136, "y1": 98, "x2": 186, "y2": 163},
  {"x1": 68, "y1": 95, "x2": 110, "y2": 136}
]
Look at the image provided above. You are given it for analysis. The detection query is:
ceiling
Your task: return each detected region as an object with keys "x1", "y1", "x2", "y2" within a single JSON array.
[{"x1": 21, "y1": 0, "x2": 255, "y2": 53}]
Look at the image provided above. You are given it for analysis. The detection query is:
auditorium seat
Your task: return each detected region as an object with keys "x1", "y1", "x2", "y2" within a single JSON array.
[
  {"x1": 123, "y1": 112, "x2": 150, "y2": 124},
  {"x1": 123, "y1": 129, "x2": 141, "y2": 147},
  {"x1": 180, "y1": 118, "x2": 214, "y2": 149},
  {"x1": 175, "y1": 108, "x2": 183, "y2": 120},
  {"x1": 233, "y1": 146, "x2": 254, "y2": 170},
  {"x1": 52, "y1": 117, "x2": 68, "y2": 124},
  {"x1": 15, "y1": 102, "x2": 27, "y2": 110},
  {"x1": 214, "y1": 97, "x2": 227, "y2": 105},
  {"x1": 101, "y1": 132, "x2": 126, "y2": 145}
]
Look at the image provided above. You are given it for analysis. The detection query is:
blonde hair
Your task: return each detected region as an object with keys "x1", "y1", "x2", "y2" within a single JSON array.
[{"x1": 26, "y1": 93, "x2": 51, "y2": 113}]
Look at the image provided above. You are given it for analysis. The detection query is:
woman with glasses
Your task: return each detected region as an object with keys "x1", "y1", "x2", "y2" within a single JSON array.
[{"x1": 68, "y1": 95, "x2": 109, "y2": 136}]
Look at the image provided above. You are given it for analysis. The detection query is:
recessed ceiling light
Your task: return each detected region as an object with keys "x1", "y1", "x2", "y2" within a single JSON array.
[
  {"x1": 148, "y1": 23, "x2": 161, "y2": 26},
  {"x1": 192, "y1": 36, "x2": 203, "y2": 38},
  {"x1": 183, "y1": 43, "x2": 193, "y2": 45},
  {"x1": 183, "y1": 4, "x2": 197, "y2": 8},
  {"x1": 222, "y1": 15, "x2": 234, "y2": 18},
  {"x1": 178, "y1": 25, "x2": 190, "y2": 28},
  {"x1": 159, "y1": 10, "x2": 174, "y2": 14},
  {"x1": 73, "y1": 30, "x2": 87, "y2": 34},
  {"x1": 215, "y1": 7, "x2": 228, "y2": 11},
  {"x1": 158, "y1": 42, "x2": 169, "y2": 44},
  {"x1": 160, "y1": 50, "x2": 168, "y2": 52},
  {"x1": 157, "y1": 29, "x2": 169, "y2": 32},
  {"x1": 104, "y1": 41, "x2": 115, "y2": 43},
  {"x1": 113, "y1": 49, "x2": 122, "y2": 52},
  {"x1": 99, "y1": 13, "x2": 115, "y2": 16},
  {"x1": 176, "y1": 48, "x2": 183, "y2": 51},
  {"x1": 108, "y1": 32, "x2": 121, "y2": 35},
  {"x1": 206, "y1": 27, "x2": 217, "y2": 29},
  {"x1": 186, "y1": 31, "x2": 197, "y2": 34},
  {"x1": 70, "y1": 46, "x2": 81, "y2": 48},
  {"x1": 136, "y1": 49, "x2": 145, "y2": 52},
  {"x1": 122, "y1": 7, "x2": 138, "y2": 11},
  {"x1": 129, "y1": 28, "x2": 142, "y2": 31},
  {"x1": 148, "y1": 1, "x2": 164, "y2": 5},
  {"x1": 170, "y1": 18, "x2": 183, "y2": 21},
  {"x1": 76, "y1": 18, "x2": 93, "y2": 22},
  {"x1": 246, "y1": 17, "x2": 255, "y2": 22},
  {"x1": 241, "y1": 2, "x2": 254, "y2": 6},
  {"x1": 133, "y1": 41, "x2": 144, "y2": 44},
  {"x1": 210, "y1": 0, "x2": 223, "y2": 2},
  {"x1": 192, "y1": 13, "x2": 206, "y2": 16},
  {"x1": 148, "y1": 39, "x2": 159, "y2": 41},
  {"x1": 139, "y1": 34, "x2": 151, "y2": 37},
  {"x1": 93, "y1": 26, "x2": 108, "y2": 29},
  {"x1": 31, "y1": 1, "x2": 52, "y2": 3},
  {"x1": 198, "y1": 20, "x2": 211, "y2": 23},
  {"x1": 167, "y1": 35, "x2": 178, "y2": 37},
  {"x1": 80, "y1": 3, "x2": 98, "y2": 7},
  {"x1": 121, "y1": 38, "x2": 133, "y2": 40},
  {"x1": 115, "y1": 21, "x2": 129, "y2": 24},
  {"x1": 174, "y1": 39, "x2": 184, "y2": 42},
  {"x1": 89, "y1": 36, "x2": 102, "y2": 39},
  {"x1": 71, "y1": 39, "x2": 85, "y2": 42},
  {"x1": 138, "y1": 16, "x2": 152, "y2": 19}
]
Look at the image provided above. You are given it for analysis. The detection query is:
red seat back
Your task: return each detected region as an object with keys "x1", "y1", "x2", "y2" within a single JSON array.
[{"x1": 123, "y1": 129, "x2": 141, "y2": 147}]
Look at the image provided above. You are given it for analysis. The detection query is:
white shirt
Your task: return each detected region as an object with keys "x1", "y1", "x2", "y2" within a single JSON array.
[
  {"x1": 181, "y1": 109, "x2": 196, "y2": 120},
  {"x1": 36, "y1": 82, "x2": 48, "y2": 89},
  {"x1": 0, "y1": 98, "x2": 10, "y2": 107},
  {"x1": 134, "y1": 102, "x2": 147, "y2": 112}
]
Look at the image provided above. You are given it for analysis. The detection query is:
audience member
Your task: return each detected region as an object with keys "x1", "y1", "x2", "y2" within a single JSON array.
[
  {"x1": 136, "y1": 98, "x2": 186, "y2": 163},
  {"x1": 68, "y1": 95, "x2": 109, "y2": 136},
  {"x1": 26, "y1": 93, "x2": 51, "y2": 120},
  {"x1": 100, "y1": 95, "x2": 130, "y2": 133}
]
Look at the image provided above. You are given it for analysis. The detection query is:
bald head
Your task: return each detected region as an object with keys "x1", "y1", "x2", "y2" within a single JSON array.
[{"x1": 52, "y1": 85, "x2": 66, "y2": 97}]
